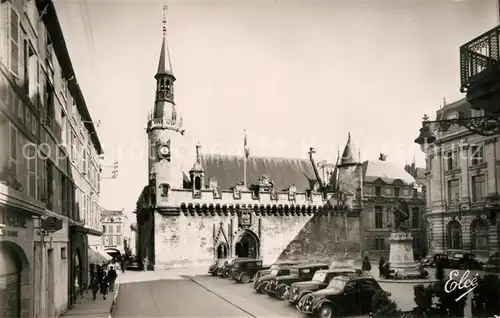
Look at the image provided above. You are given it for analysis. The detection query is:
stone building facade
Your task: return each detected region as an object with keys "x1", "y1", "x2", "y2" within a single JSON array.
[
  {"x1": 134, "y1": 13, "x2": 427, "y2": 269},
  {"x1": 362, "y1": 159, "x2": 427, "y2": 260},
  {"x1": 423, "y1": 98, "x2": 500, "y2": 261},
  {"x1": 101, "y1": 208, "x2": 133, "y2": 258},
  {"x1": 0, "y1": 0, "x2": 104, "y2": 316}
]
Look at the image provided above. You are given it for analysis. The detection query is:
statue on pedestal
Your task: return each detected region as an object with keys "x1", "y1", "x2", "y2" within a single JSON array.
[{"x1": 392, "y1": 198, "x2": 410, "y2": 232}]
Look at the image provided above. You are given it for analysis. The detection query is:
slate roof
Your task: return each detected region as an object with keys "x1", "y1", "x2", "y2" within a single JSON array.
[
  {"x1": 434, "y1": 98, "x2": 470, "y2": 122},
  {"x1": 362, "y1": 160, "x2": 417, "y2": 185},
  {"x1": 340, "y1": 133, "x2": 359, "y2": 166},
  {"x1": 195, "y1": 154, "x2": 319, "y2": 191}
]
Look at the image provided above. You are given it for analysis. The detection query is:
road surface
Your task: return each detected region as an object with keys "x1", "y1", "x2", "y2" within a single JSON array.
[{"x1": 114, "y1": 267, "x2": 486, "y2": 317}]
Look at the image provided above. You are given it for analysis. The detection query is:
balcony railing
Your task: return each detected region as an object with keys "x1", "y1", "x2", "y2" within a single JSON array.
[{"x1": 460, "y1": 25, "x2": 500, "y2": 92}]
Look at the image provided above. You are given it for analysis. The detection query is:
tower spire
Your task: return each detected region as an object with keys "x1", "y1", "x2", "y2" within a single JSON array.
[{"x1": 156, "y1": 4, "x2": 174, "y2": 78}]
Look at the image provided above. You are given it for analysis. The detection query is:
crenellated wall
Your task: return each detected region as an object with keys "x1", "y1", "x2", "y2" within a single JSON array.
[{"x1": 153, "y1": 208, "x2": 362, "y2": 268}]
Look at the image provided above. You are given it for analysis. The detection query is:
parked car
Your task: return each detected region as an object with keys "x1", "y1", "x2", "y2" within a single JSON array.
[
  {"x1": 208, "y1": 258, "x2": 227, "y2": 276},
  {"x1": 421, "y1": 253, "x2": 449, "y2": 268},
  {"x1": 266, "y1": 263, "x2": 329, "y2": 300},
  {"x1": 230, "y1": 259, "x2": 268, "y2": 283},
  {"x1": 483, "y1": 252, "x2": 500, "y2": 272},
  {"x1": 253, "y1": 262, "x2": 296, "y2": 293},
  {"x1": 253, "y1": 261, "x2": 298, "y2": 282},
  {"x1": 219, "y1": 257, "x2": 251, "y2": 278},
  {"x1": 296, "y1": 275, "x2": 383, "y2": 318},
  {"x1": 449, "y1": 253, "x2": 482, "y2": 270},
  {"x1": 286, "y1": 268, "x2": 362, "y2": 305}
]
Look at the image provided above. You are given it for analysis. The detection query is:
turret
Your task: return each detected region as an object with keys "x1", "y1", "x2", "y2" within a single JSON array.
[{"x1": 147, "y1": 6, "x2": 184, "y2": 210}]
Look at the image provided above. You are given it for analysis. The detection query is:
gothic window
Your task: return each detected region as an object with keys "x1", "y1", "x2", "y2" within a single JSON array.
[
  {"x1": 471, "y1": 219, "x2": 489, "y2": 250},
  {"x1": 194, "y1": 176, "x2": 201, "y2": 190},
  {"x1": 446, "y1": 220, "x2": 462, "y2": 249}
]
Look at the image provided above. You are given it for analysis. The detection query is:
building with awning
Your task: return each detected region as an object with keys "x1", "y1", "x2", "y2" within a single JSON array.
[
  {"x1": 88, "y1": 246, "x2": 112, "y2": 265},
  {"x1": 88, "y1": 248, "x2": 109, "y2": 265}
]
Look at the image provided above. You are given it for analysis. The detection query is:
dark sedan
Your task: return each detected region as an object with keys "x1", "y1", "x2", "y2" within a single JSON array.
[
  {"x1": 208, "y1": 258, "x2": 227, "y2": 276},
  {"x1": 286, "y1": 268, "x2": 362, "y2": 305},
  {"x1": 449, "y1": 253, "x2": 482, "y2": 270},
  {"x1": 297, "y1": 275, "x2": 382, "y2": 318},
  {"x1": 483, "y1": 252, "x2": 500, "y2": 272}
]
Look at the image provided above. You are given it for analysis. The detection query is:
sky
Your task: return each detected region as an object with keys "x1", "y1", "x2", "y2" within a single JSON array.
[{"x1": 54, "y1": 0, "x2": 500, "y2": 216}]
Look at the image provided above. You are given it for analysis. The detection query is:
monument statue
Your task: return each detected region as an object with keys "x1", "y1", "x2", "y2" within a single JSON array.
[{"x1": 392, "y1": 198, "x2": 410, "y2": 232}]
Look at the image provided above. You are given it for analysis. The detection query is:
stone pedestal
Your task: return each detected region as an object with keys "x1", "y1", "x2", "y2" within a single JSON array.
[{"x1": 388, "y1": 232, "x2": 421, "y2": 279}]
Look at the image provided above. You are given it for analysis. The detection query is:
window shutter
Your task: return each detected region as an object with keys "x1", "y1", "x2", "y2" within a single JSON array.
[
  {"x1": 9, "y1": 7, "x2": 19, "y2": 76},
  {"x1": 0, "y1": 2, "x2": 9, "y2": 65}
]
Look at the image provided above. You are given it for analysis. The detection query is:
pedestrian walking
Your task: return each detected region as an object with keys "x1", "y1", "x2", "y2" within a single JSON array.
[
  {"x1": 90, "y1": 274, "x2": 99, "y2": 301},
  {"x1": 120, "y1": 259, "x2": 125, "y2": 273},
  {"x1": 107, "y1": 266, "x2": 118, "y2": 292},
  {"x1": 100, "y1": 276, "x2": 109, "y2": 300},
  {"x1": 143, "y1": 257, "x2": 148, "y2": 271},
  {"x1": 362, "y1": 256, "x2": 371, "y2": 275}
]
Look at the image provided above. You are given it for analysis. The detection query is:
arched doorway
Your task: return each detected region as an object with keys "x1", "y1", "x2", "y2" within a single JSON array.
[
  {"x1": 216, "y1": 243, "x2": 228, "y2": 259},
  {"x1": 105, "y1": 248, "x2": 121, "y2": 261},
  {"x1": 0, "y1": 242, "x2": 28, "y2": 318},
  {"x1": 235, "y1": 230, "x2": 260, "y2": 259}
]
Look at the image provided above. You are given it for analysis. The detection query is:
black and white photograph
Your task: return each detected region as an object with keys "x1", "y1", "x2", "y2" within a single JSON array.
[{"x1": 1, "y1": 0, "x2": 500, "y2": 317}]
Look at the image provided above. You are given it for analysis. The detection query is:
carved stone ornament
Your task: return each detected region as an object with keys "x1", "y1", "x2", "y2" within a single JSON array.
[
  {"x1": 258, "y1": 174, "x2": 273, "y2": 187},
  {"x1": 288, "y1": 184, "x2": 297, "y2": 200},
  {"x1": 270, "y1": 188, "x2": 278, "y2": 200},
  {"x1": 238, "y1": 210, "x2": 252, "y2": 229},
  {"x1": 213, "y1": 187, "x2": 222, "y2": 199},
  {"x1": 233, "y1": 186, "x2": 241, "y2": 200}
]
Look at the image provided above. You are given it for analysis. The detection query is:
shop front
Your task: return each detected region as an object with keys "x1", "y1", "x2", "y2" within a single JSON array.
[
  {"x1": 68, "y1": 226, "x2": 88, "y2": 308},
  {"x1": 0, "y1": 204, "x2": 34, "y2": 318}
]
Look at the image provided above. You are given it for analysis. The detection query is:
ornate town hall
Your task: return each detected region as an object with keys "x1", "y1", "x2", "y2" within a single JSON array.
[{"x1": 135, "y1": 10, "x2": 425, "y2": 269}]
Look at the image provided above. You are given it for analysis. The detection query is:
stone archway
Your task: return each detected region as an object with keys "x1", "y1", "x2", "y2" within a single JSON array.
[
  {"x1": 0, "y1": 241, "x2": 30, "y2": 318},
  {"x1": 235, "y1": 230, "x2": 260, "y2": 259},
  {"x1": 215, "y1": 243, "x2": 229, "y2": 259}
]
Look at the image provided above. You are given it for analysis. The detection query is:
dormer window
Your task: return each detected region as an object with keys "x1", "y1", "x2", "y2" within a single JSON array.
[
  {"x1": 375, "y1": 186, "x2": 382, "y2": 196},
  {"x1": 394, "y1": 187, "x2": 400, "y2": 197}
]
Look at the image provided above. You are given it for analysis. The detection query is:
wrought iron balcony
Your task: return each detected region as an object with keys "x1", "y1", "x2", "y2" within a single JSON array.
[{"x1": 459, "y1": 25, "x2": 500, "y2": 113}]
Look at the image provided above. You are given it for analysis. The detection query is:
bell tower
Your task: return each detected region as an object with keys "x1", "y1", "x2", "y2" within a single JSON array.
[{"x1": 147, "y1": 5, "x2": 184, "y2": 214}]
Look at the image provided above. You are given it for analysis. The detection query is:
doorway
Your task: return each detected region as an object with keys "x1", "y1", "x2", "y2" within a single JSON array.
[
  {"x1": 235, "y1": 231, "x2": 259, "y2": 259},
  {"x1": 46, "y1": 249, "x2": 54, "y2": 317},
  {"x1": 0, "y1": 245, "x2": 21, "y2": 317},
  {"x1": 216, "y1": 243, "x2": 228, "y2": 259}
]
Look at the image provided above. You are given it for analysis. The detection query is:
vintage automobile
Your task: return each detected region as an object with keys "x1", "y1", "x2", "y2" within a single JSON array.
[
  {"x1": 297, "y1": 275, "x2": 383, "y2": 318},
  {"x1": 449, "y1": 253, "x2": 482, "y2": 270},
  {"x1": 421, "y1": 253, "x2": 449, "y2": 268},
  {"x1": 483, "y1": 252, "x2": 500, "y2": 272},
  {"x1": 286, "y1": 268, "x2": 362, "y2": 305},
  {"x1": 253, "y1": 261, "x2": 298, "y2": 282},
  {"x1": 253, "y1": 262, "x2": 297, "y2": 293},
  {"x1": 208, "y1": 258, "x2": 228, "y2": 276},
  {"x1": 219, "y1": 257, "x2": 251, "y2": 278},
  {"x1": 266, "y1": 263, "x2": 329, "y2": 299},
  {"x1": 230, "y1": 259, "x2": 268, "y2": 283}
]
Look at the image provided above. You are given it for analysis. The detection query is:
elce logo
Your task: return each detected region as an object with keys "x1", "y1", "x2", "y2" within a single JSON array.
[{"x1": 444, "y1": 270, "x2": 478, "y2": 301}]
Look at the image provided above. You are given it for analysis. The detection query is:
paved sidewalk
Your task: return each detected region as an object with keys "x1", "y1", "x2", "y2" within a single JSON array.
[{"x1": 61, "y1": 289, "x2": 116, "y2": 318}]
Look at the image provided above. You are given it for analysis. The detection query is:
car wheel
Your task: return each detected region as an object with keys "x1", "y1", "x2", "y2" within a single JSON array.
[
  {"x1": 276, "y1": 286, "x2": 287, "y2": 300},
  {"x1": 240, "y1": 274, "x2": 251, "y2": 284},
  {"x1": 319, "y1": 304, "x2": 334, "y2": 318},
  {"x1": 258, "y1": 282, "x2": 268, "y2": 293}
]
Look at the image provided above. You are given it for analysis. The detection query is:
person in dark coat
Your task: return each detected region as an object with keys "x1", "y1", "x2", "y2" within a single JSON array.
[
  {"x1": 435, "y1": 260, "x2": 444, "y2": 281},
  {"x1": 106, "y1": 266, "x2": 118, "y2": 292},
  {"x1": 100, "y1": 274, "x2": 109, "y2": 300},
  {"x1": 362, "y1": 256, "x2": 372, "y2": 274},
  {"x1": 378, "y1": 257, "x2": 385, "y2": 278},
  {"x1": 90, "y1": 274, "x2": 100, "y2": 301}
]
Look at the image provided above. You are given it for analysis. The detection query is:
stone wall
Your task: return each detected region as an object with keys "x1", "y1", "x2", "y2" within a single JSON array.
[{"x1": 154, "y1": 211, "x2": 361, "y2": 268}]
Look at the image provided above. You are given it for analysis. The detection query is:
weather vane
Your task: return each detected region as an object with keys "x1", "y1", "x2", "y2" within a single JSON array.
[{"x1": 162, "y1": 5, "x2": 168, "y2": 34}]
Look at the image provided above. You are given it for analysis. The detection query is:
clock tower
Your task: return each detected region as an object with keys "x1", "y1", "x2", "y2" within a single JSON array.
[{"x1": 146, "y1": 6, "x2": 184, "y2": 214}]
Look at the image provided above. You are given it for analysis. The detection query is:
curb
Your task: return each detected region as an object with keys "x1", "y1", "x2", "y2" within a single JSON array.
[
  {"x1": 107, "y1": 283, "x2": 120, "y2": 318},
  {"x1": 377, "y1": 278, "x2": 440, "y2": 284}
]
